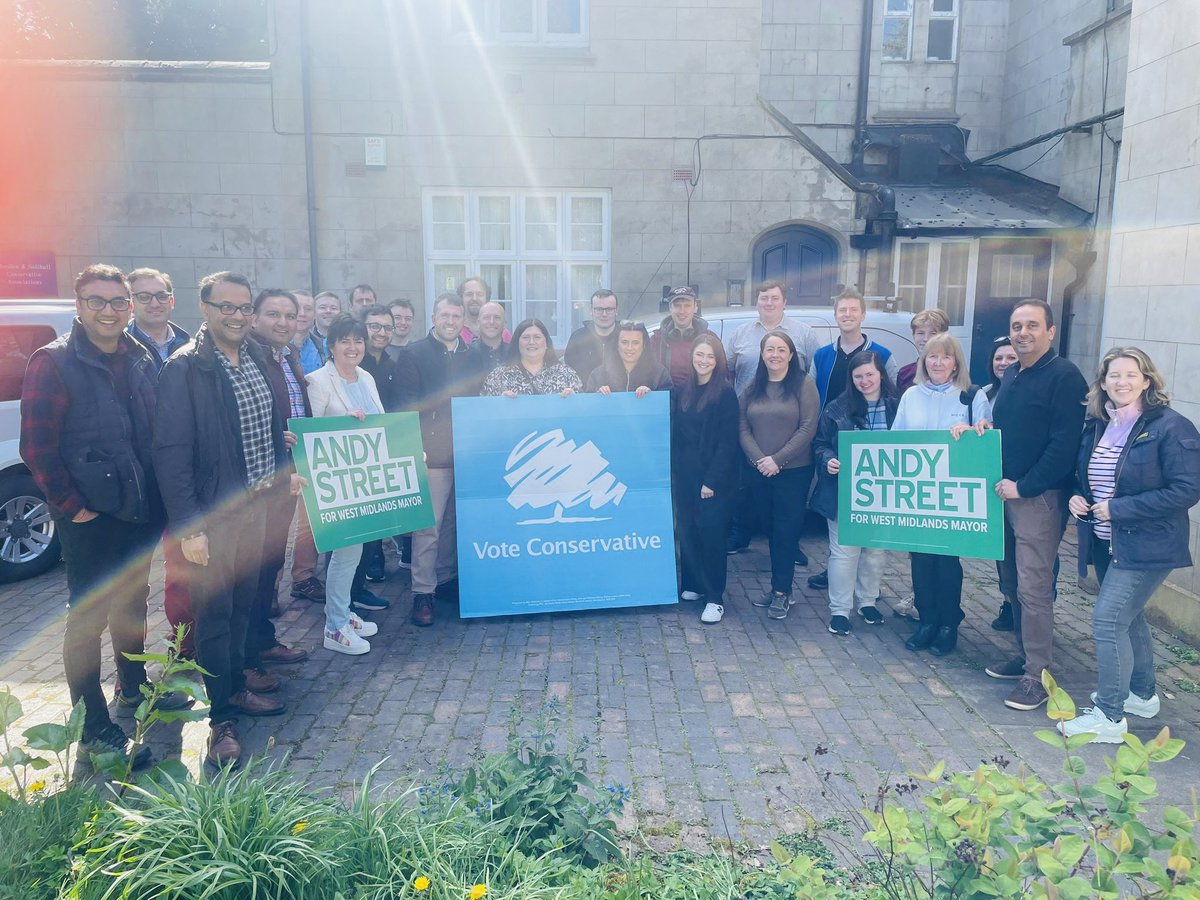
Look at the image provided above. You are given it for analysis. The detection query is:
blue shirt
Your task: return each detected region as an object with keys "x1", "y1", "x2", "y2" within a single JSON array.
[{"x1": 297, "y1": 333, "x2": 325, "y2": 374}]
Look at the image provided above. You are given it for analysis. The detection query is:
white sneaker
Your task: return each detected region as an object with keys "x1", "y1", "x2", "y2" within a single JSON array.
[
  {"x1": 700, "y1": 602, "x2": 724, "y2": 624},
  {"x1": 891, "y1": 592, "x2": 919, "y2": 621},
  {"x1": 1058, "y1": 707, "x2": 1129, "y2": 744},
  {"x1": 348, "y1": 612, "x2": 378, "y2": 637},
  {"x1": 324, "y1": 627, "x2": 370, "y2": 655},
  {"x1": 1091, "y1": 691, "x2": 1160, "y2": 719},
  {"x1": 680, "y1": 590, "x2": 702, "y2": 601}
]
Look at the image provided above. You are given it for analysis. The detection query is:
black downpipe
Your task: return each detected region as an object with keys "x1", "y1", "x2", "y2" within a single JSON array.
[
  {"x1": 1057, "y1": 250, "x2": 1097, "y2": 360},
  {"x1": 299, "y1": 0, "x2": 321, "y2": 293},
  {"x1": 852, "y1": 0, "x2": 875, "y2": 170}
]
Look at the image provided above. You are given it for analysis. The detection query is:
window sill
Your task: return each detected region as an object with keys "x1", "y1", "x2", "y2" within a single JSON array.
[{"x1": 0, "y1": 58, "x2": 271, "y2": 82}]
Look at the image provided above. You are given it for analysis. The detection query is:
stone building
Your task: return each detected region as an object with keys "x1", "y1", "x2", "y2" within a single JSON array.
[{"x1": 0, "y1": 0, "x2": 1196, "y2": 630}]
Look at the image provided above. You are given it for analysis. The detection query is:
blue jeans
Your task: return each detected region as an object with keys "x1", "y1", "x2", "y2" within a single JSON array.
[
  {"x1": 1090, "y1": 537, "x2": 1169, "y2": 721},
  {"x1": 324, "y1": 543, "x2": 364, "y2": 634}
]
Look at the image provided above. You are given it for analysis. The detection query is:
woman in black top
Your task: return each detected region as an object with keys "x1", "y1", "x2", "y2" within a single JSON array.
[{"x1": 671, "y1": 334, "x2": 739, "y2": 624}]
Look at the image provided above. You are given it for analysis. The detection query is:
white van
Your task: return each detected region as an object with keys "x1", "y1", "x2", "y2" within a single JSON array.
[{"x1": 0, "y1": 300, "x2": 77, "y2": 582}]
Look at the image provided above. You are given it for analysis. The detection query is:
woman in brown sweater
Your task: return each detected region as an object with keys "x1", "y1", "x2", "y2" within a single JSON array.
[{"x1": 738, "y1": 330, "x2": 820, "y2": 620}]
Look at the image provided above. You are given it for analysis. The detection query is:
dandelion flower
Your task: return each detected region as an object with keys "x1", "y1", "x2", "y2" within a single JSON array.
[
  {"x1": 413, "y1": 876, "x2": 430, "y2": 891},
  {"x1": 28, "y1": 780, "x2": 46, "y2": 792},
  {"x1": 469, "y1": 885, "x2": 487, "y2": 899},
  {"x1": 291, "y1": 821, "x2": 309, "y2": 835}
]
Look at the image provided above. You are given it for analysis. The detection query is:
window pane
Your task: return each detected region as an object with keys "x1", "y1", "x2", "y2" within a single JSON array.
[
  {"x1": 569, "y1": 197, "x2": 603, "y2": 252},
  {"x1": 547, "y1": 0, "x2": 582, "y2": 34},
  {"x1": 431, "y1": 195, "x2": 467, "y2": 252},
  {"x1": 568, "y1": 265, "x2": 604, "y2": 328},
  {"x1": 896, "y1": 243, "x2": 928, "y2": 314},
  {"x1": 937, "y1": 243, "x2": 969, "y2": 326},
  {"x1": 882, "y1": 17, "x2": 910, "y2": 60},
  {"x1": 927, "y1": 19, "x2": 955, "y2": 61},
  {"x1": 434, "y1": 263, "x2": 467, "y2": 294},
  {"x1": 432, "y1": 195, "x2": 465, "y2": 222},
  {"x1": 496, "y1": 0, "x2": 533, "y2": 33},
  {"x1": 525, "y1": 196, "x2": 559, "y2": 252},
  {"x1": 991, "y1": 254, "x2": 1035, "y2": 297},
  {"x1": 478, "y1": 196, "x2": 513, "y2": 252},
  {"x1": 885, "y1": 0, "x2": 911, "y2": 12},
  {"x1": 479, "y1": 263, "x2": 514, "y2": 322},
  {"x1": 931, "y1": 0, "x2": 955, "y2": 13},
  {"x1": 525, "y1": 264, "x2": 560, "y2": 333}
]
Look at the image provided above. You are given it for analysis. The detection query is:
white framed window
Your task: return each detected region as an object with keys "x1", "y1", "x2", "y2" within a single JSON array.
[
  {"x1": 927, "y1": 0, "x2": 958, "y2": 61},
  {"x1": 424, "y1": 188, "x2": 610, "y2": 343},
  {"x1": 893, "y1": 239, "x2": 978, "y2": 328},
  {"x1": 882, "y1": 0, "x2": 913, "y2": 61},
  {"x1": 449, "y1": 0, "x2": 587, "y2": 47}
]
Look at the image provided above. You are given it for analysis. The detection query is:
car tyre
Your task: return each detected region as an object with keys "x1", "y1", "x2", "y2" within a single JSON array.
[{"x1": 0, "y1": 473, "x2": 61, "y2": 583}]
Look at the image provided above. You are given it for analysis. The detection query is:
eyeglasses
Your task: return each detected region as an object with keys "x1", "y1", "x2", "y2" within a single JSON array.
[
  {"x1": 365, "y1": 323, "x2": 391, "y2": 333},
  {"x1": 592, "y1": 305, "x2": 618, "y2": 315},
  {"x1": 79, "y1": 295, "x2": 132, "y2": 311},
  {"x1": 132, "y1": 291, "x2": 173, "y2": 305},
  {"x1": 202, "y1": 299, "x2": 254, "y2": 317}
]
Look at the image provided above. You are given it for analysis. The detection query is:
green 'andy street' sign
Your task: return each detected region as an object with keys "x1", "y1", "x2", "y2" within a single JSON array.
[
  {"x1": 289, "y1": 412, "x2": 435, "y2": 552},
  {"x1": 837, "y1": 429, "x2": 1004, "y2": 560}
]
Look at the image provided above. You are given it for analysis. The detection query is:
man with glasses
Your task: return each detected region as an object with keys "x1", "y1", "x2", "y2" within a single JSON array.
[
  {"x1": 564, "y1": 289, "x2": 620, "y2": 384},
  {"x1": 21, "y1": 264, "x2": 191, "y2": 770},
  {"x1": 155, "y1": 271, "x2": 291, "y2": 768},
  {"x1": 390, "y1": 299, "x2": 416, "y2": 349},
  {"x1": 126, "y1": 267, "x2": 189, "y2": 368}
]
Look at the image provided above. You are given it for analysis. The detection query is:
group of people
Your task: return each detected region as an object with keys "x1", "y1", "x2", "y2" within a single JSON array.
[{"x1": 21, "y1": 264, "x2": 1199, "y2": 773}]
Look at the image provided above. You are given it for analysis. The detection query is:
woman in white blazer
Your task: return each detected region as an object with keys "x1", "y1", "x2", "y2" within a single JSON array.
[{"x1": 305, "y1": 315, "x2": 385, "y2": 656}]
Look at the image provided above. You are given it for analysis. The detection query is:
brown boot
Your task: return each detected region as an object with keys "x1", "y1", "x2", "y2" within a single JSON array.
[
  {"x1": 242, "y1": 668, "x2": 281, "y2": 694},
  {"x1": 207, "y1": 721, "x2": 241, "y2": 767},
  {"x1": 410, "y1": 592, "x2": 435, "y2": 627},
  {"x1": 230, "y1": 689, "x2": 287, "y2": 717},
  {"x1": 260, "y1": 642, "x2": 309, "y2": 665}
]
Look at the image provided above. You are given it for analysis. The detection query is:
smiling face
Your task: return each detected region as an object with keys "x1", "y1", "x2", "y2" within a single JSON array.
[
  {"x1": 460, "y1": 280, "x2": 487, "y2": 319},
  {"x1": 991, "y1": 344, "x2": 1018, "y2": 381},
  {"x1": 518, "y1": 325, "x2": 548, "y2": 364},
  {"x1": 912, "y1": 324, "x2": 939, "y2": 354},
  {"x1": 390, "y1": 304, "x2": 414, "y2": 342},
  {"x1": 331, "y1": 333, "x2": 365, "y2": 369},
  {"x1": 364, "y1": 313, "x2": 393, "y2": 353},
  {"x1": 756, "y1": 286, "x2": 785, "y2": 326},
  {"x1": 1009, "y1": 303, "x2": 1055, "y2": 366},
  {"x1": 129, "y1": 274, "x2": 174, "y2": 330},
  {"x1": 252, "y1": 295, "x2": 298, "y2": 350},
  {"x1": 834, "y1": 296, "x2": 865, "y2": 336},
  {"x1": 618, "y1": 330, "x2": 645, "y2": 368},
  {"x1": 76, "y1": 277, "x2": 132, "y2": 347},
  {"x1": 314, "y1": 295, "x2": 341, "y2": 330},
  {"x1": 692, "y1": 341, "x2": 716, "y2": 382},
  {"x1": 924, "y1": 349, "x2": 957, "y2": 386},
  {"x1": 669, "y1": 296, "x2": 696, "y2": 330},
  {"x1": 851, "y1": 361, "x2": 881, "y2": 401},
  {"x1": 294, "y1": 293, "x2": 315, "y2": 335},
  {"x1": 1103, "y1": 356, "x2": 1150, "y2": 410},
  {"x1": 478, "y1": 302, "x2": 506, "y2": 343},
  {"x1": 431, "y1": 299, "x2": 465, "y2": 345},
  {"x1": 202, "y1": 280, "x2": 254, "y2": 353},
  {"x1": 761, "y1": 335, "x2": 793, "y2": 378}
]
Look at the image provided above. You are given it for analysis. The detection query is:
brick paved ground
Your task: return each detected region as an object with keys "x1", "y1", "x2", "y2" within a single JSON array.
[{"x1": 3, "y1": 527, "x2": 1199, "y2": 851}]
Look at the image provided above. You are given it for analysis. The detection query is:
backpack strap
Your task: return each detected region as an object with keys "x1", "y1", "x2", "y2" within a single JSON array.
[{"x1": 960, "y1": 385, "x2": 980, "y2": 426}]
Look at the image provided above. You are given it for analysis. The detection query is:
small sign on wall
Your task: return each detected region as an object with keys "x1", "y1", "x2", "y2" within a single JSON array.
[
  {"x1": 0, "y1": 252, "x2": 57, "y2": 298},
  {"x1": 365, "y1": 137, "x2": 387, "y2": 168}
]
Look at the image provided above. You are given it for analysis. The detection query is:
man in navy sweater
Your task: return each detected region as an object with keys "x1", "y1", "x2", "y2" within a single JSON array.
[{"x1": 986, "y1": 299, "x2": 1087, "y2": 712}]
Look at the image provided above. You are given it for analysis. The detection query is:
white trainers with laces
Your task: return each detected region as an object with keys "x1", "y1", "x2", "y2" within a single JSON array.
[
  {"x1": 1090, "y1": 691, "x2": 1160, "y2": 719},
  {"x1": 700, "y1": 602, "x2": 724, "y2": 624},
  {"x1": 891, "y1": 592, "x2": 918, "y2": 620},
  {"x1": 1058, "y1": 707, "x2": 1129, "y2": 744},
  {"x1": 348, "y1": 612, "x2": 378, "y2": 637},
  {"x1": 324, "y1": 627, "x2": 370, "y2": 655}
]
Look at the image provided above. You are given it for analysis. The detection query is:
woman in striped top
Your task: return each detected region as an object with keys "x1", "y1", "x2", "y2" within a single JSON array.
[{"x1": 1060, "y1": 347, "x2": 1200, "y2": 744}]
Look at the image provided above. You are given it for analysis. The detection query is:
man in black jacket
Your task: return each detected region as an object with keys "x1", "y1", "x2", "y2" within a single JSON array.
[
  {"x1": 563, "y1": 289, "x2": 619, "y2": 384},
  {"x1": 21, "y1": 264, "x2": 191, "y2": 768},
  {"x1": 405, "y1": 293, "x2": 481, "y2": 626},
  {"x1": 986, "y1": 299, "x2": 1087, "y2": 712},
  {"x1": 154, "y1": 272, "x2": 290, "y2": 768}
]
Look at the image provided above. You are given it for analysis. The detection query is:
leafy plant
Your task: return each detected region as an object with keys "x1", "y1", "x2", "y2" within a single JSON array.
[
  {"x1": 1, "y1": 688, "x2": 84, "y2": 802},
  {"x1": 0, "y1": 785, "x2": 97, "y2": 900}
]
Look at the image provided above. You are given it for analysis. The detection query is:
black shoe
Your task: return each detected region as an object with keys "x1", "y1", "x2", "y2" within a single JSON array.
[
  {"x1": 116, "y1": 684, "x2": 194, "y2": 712},
  {"x1": 351, "y1": 589, "x2": 389, "y2": 611},
  {"x1": 985, "y1": 657, "x2": 1026, "y2": 680},
  {"x1": 991, "y1": 601, "x2": 1014, "y2": 631},
  {"x1": 365, "y1": 562, "x2": 388, "y2": 583},
  {"x1": 434, "y1": 577, "x2": 459, "y2": 603},
  {"x1": 81, "y1": 722, "x2": 153, "y2": 770},
  {"x1": 807, "y1": 570, "x2": 828, "y2": 590},
  {"x1": 291, "y1": 576, "x2": 326, "y2": 603},
  {"x1": 858, "y1": 606, "x2": 884, "y2": 625},
  {"x1": 726, "y1": 542, "x2": 749, "y2": 556},
  {"x1": 928, "y1": 625, "x2": 958, "y2": 656},
  {"x1": 904, "y1": 623, "x2": 938, "y2": 652},
  {"x1": 794, "y1": 547, "x2": 808, "y2": 567},
  {"x1": 827, "y1": 614, "x2": 851, "y2": 635}
]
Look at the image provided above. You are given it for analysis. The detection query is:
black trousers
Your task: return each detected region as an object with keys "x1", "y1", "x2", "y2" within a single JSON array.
[
  {"x1": 246, "y1": 483, "x2": 291, "y2": 667},
  {"x1": 676, "y1": 488, "x2": 733, "y2": 599},
  {"x1": 910, "y1": 552, "x2": 964, "y2": 629},
  {"x1": 745, "y1": 465, "x2": 813, "y2": 595},
  {"x1": 57, "y1": 514, "x2": 157, "y2": 737},
  {"x1": 190, "y1": 498, "x2": 267, "y2": 724}
]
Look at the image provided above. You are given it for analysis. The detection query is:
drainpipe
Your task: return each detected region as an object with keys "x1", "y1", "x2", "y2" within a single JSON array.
[
  {"x1": 1057, "y1": 249, "x2": 1096, "y2": 360},
  {"x1": 299, "y1": 0, "x2": 321, "y2": 292},
  {"x1": 852, "y1": 0, "x2": 875, "y2": 170}
]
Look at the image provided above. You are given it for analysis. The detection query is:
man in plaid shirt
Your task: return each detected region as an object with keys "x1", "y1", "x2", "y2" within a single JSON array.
[{"x1": 153, "y1": 271, "x2": 291, "y2": 768}]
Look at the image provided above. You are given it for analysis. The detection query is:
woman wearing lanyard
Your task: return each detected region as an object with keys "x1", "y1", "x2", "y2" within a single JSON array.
[
  {"x1": 738, "y1": 330, "x2": 820, "y2": 621},
  {"x1": 1059, "y1": 347, "x2": 1200, "y2": 742},
  {"x1": 305, "y1": 315, "x2": 384, "y2": 656},
  {"x1": 481, "y1": 319, "x2": 582, "y2": 397},
  {"x1": 892, "y1": 333, "x2": 991, "y2": 656},
  {"x1": 811, "y1": 351, "x2": 900, "y2": 636}
]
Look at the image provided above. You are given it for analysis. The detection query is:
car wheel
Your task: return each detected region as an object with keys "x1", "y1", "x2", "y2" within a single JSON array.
[{"x1": 0, "y1": 473, "x2": 61, "y2": 583}]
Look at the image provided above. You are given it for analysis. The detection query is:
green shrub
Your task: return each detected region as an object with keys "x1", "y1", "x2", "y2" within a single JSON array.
[{"x1": 0, "y1": 785, "x2": 98, "y2": 900}]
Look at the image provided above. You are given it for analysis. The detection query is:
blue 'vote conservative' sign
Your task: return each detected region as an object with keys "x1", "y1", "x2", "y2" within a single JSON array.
[{"x1": 452, "y1": 392, "x2": 678, "y2": 618}]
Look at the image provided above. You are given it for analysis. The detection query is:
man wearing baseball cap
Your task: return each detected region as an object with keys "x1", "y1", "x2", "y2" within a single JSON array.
[{"x1": 649, "y1": 286, "x2": 710, "y2": 388}]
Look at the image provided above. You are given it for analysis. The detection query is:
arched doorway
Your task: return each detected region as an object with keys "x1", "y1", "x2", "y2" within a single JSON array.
[{"x1": 752, "y1": 224, "x2": 840, "y2": 308}]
